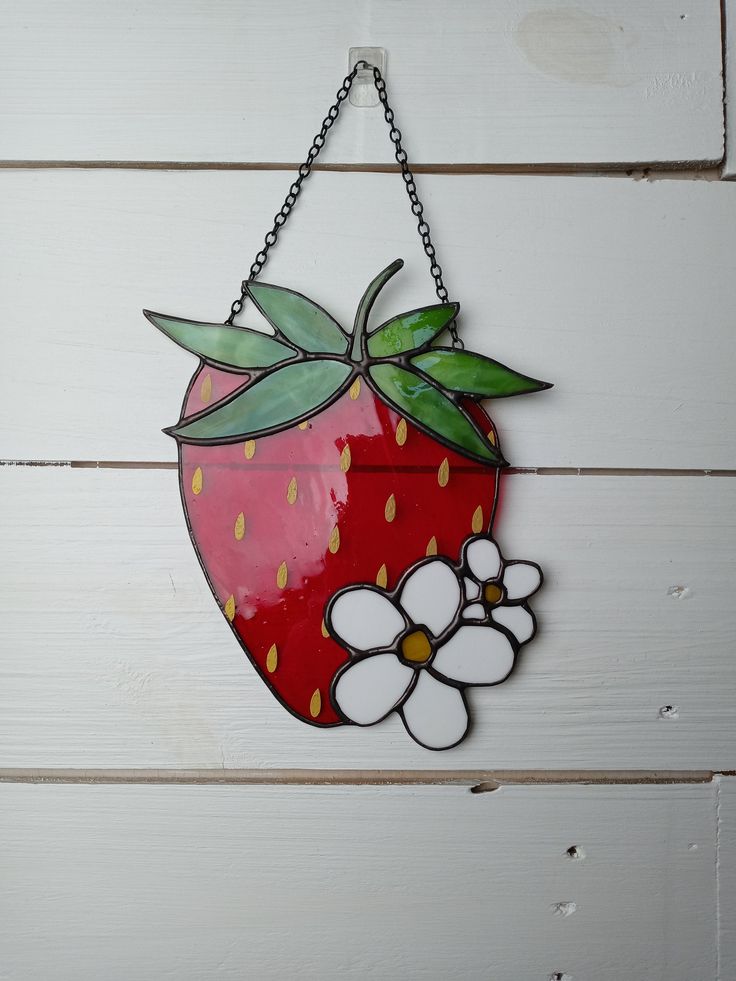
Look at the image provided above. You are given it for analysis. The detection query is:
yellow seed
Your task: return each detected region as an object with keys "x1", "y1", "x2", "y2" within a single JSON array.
[
  {"x1": 310, "y1": 688, "x2": 322, "y2": 718},
  {"x1": 298, "y1": 420, "x2": 309, "y2": 431},
  {"x1": 286, "y1": 476, "x2": 298, "y2": 505},
  {"x1": 328, "y1": 525, "x2": 340, "y2": 554},
  {"x1": 266, "y1": 643, "x2": 278, "y2": 673},
  {"x1": 191, "y1": 466, "x2": 203, "y2": 495},
  {"x1": 395, "y1": 418, "x2": 407, "y2": 446},
  {"x1": 349, "y1": 377, "x2": 361, "y2": 400},
  {"x1": 376, "y1": 563, "x2": 388, "y2": 588},
  {"x1": 234, "y1": 512, "x2": 245, "y2": 541},
  {"x1": 426, "y1": 535, "x2": 438, "y2": 557},
  {"x1": 384, "y1": 493, "x2": 396, "y2": 523},
  {"x1": 321, "y1": 618, "x2": 329, "y2": 638},
  {"x1": 224, "y1": 594, "x2": 236, "y2": 622},
  {"x1": 339, "y1": 443, "x2": 351, "y2": 473},
  {"x1": 244, "y1": 439, "x2": 256, "y2": 460},
  {"x1": 200, "y1": 373, "x2": 212, "y2": 403},
  {"x1": 487, "y1": 429, "x2": 496, "y2": 446},
  {"x1": 276, "y1": 561, "x2": 288, "y2": 589},
  {"x1": 471, "y1": 505, "x2": 484, "y2": 534},
  {"x1": 438, "y1": 457, "x2": 450, "y2": 487}
]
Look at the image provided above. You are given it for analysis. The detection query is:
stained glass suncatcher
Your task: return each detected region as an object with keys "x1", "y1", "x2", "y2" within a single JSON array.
[{"x1": 145, "y1": 259, "x2": 550, "y2": 749}]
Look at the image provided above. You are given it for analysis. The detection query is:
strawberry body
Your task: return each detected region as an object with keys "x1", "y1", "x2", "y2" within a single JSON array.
[{"x1": 180, "y1": 364, "x2": 499, "y2": 725}]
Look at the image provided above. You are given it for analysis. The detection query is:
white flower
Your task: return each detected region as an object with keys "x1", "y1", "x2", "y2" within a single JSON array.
[
  {"x1": 326, "y1": 555, "x2": 520, "y2": 751},
  {"x1": 460, "y1": 536, "x2": 542, "y2": 647}
]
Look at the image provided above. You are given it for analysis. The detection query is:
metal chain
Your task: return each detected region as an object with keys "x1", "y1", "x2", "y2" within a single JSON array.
[{"x1": 226, "y1": 61, "x2": 460, "y2": 347}]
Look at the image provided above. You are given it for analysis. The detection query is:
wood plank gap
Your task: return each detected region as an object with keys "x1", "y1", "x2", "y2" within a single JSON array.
[
  {"x1": 4, "y1": 461, "x2": 736, "y2": 477},
  {"x1": 0, "y1": 768, "x2": 715, "y2": 787},
  {"x1": 0, "y1": 161, "x2": 723, "y2": 180}
]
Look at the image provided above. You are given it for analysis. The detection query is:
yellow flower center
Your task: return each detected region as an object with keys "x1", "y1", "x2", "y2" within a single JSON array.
[
  {"x1": 401, "y1": 629, "x2": 432, "y2": 664},
  {"x1": 484, "y1": 583, "x2": 503, "y2": 604}
]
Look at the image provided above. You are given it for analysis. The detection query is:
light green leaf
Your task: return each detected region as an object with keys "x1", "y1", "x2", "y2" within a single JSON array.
[
  {"x1": 368, "y1": 363, "x2": 504, "y2": 466},
  {"x1": 247, "y1": 282, "x2": 349, "y2": 355},
  {"x1": 411, "y1": 348, "x2": 552, "y2": 398},
  {"x1": 367, "y1": 303, "x2": 459, "y2": 358},
  {"x1": 170, "y1": 360, "x2": 352, "y2": 443},
  {"x1": 144, "y1": 311, "x2": 296, "y2": 370}
]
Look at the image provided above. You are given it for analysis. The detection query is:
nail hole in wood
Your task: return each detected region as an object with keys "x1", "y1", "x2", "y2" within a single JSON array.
[
  {"x1": 469, "y1": 781, "x2": 500, "y2": 794},
  {"x1": 658, "y1": 704, "x2": 679, "y2": 720},
  {"x1": 565, "y1": 845, "x2": 585, "y2": 860},
  {"x1": 551, "y1": 901, "x2": 577, "y2": 917}
]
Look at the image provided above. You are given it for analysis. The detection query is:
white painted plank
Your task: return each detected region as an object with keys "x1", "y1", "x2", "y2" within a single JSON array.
[
  {"x1": 1, "y1": 466, "x2": 734, "y2": 770},
  {"x1": 0, "y1": 782, "x2": 717, "y2": 981},
  {"x1": 718, "y1": 777, "x2": 736, "y2": 978},
  {"x1": 2, "y1": 170, "x2": 736, "y2": 468},
  {"x1": 725, "y1": 0, "x2": 736, "y2": 178},
  {"x1": 0, "y1": 1, "x2": 723, "y2": 166}
]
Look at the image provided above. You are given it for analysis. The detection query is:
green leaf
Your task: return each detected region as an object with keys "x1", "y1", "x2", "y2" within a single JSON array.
[
  {"x1": 351, "y1": 259, "x2": 404, "y2": 360},
  {"x1": 246, "y1": 282, "x2": 349, "y2": 355},
  {"x1": 366, "y1": 303, "x2": 459, "y2": 358},
  {"x1": 410, "y1": 348, "x2": 552, "y2": 398},
  {"x1": 368, "y1": 363, "x2": 504, "y2": 466},
  {"x1": 144, "y1": 311, "x2": 296, "y2": 370},
  {"x1": 170, "y1": 360, "x2": 352, "y2": 443}
]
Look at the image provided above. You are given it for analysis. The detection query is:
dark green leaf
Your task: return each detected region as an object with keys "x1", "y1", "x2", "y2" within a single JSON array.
[
  {"x1": 144, "y1": 311, "x2": 296, "y2": 370},
  {"x1": 247, "y1": 282, "x2": 349, "y2": 355},
  {"x1": 368, "y1": 363, "x2": 504, "y2": 466},
  {"x1": 411, "y1": 348, "x2": 552, "y2": 398},
  {"x1": 351, "y1": 259, "x2": 404, "y2": 359},
  {"x1": 367, "y1": 303, "x2": 459, "y2": 358},
  {"x1": 170, "y1": 360, "x2": 352, "y2": 443}
]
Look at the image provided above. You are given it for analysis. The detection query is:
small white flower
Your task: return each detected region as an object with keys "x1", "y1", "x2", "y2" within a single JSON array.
[
  {"x1": 327, "y1": 556, "x2": 519, "y2": 750},
  {"x1": 460, "y1": 536, "x2": 541, "y2": 646}
]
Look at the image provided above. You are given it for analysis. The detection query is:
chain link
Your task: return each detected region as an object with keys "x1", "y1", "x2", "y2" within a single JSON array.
[{"x1": 226, "y1": 61, "x2": 460, "y2": 347}]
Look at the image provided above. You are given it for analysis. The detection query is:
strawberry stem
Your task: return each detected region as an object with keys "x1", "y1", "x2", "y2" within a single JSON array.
[{"x1": 350, "y1": 259, "x2": 404, "y2": 361}]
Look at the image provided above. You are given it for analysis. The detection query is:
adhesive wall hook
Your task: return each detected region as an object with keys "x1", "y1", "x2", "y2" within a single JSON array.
[{"x1": 348, "y1": 48, "x2": 387, "y2": 106}]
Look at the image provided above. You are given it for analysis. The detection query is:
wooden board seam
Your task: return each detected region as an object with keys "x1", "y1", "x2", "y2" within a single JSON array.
[
  {"x1": 3, "y1": 461, "x2": 736, "y2": 477},
  {"x1": 0, "y1": 768, "x2": 718, "y2": 788},
  {"x1": 0, "y1": 161, "x2": 724, "y2": 178}
]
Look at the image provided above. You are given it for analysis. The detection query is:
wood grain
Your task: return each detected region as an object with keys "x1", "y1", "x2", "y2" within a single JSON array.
[
  {"x1": 719, "y1": 777, "x2": 736, "y2": 979},
  {"x1": 0, "y1": 782, "x2": 717, "y2": 981},
  {"x1": 2, "y1": 170, "x2": 736, "y2": 467},
  {"x1": 1, "y1": 465, "x2": 733, "y2": 771},
  {"x1": 0, "y1": 1, "x2": 723, "y2": 167}
]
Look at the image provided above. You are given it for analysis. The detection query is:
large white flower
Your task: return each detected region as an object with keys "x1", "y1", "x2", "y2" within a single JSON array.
[{"x1": 326, "y1": 555, "x2": 520, "y2": 750}]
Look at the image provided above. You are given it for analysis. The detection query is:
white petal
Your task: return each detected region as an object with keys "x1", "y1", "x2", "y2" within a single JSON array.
[
  {"x1": 464, "y1": 577, "x2": 480, "y2": 600},
  {"x1": 463, "y1": 603, "x2": 486, "y2": 620},
  {"x1": 503, "y1": 562, "x2": 542, "y2": 600},
  {"x1": 433, "y1": 625, "x2": 515, "y2": 685},
  {"x1": 400, "y1": 559, "x2": 461, "y2": 637},
  {"x1": 465, "y1": 537, "x2": 501, "y2": 581},
  {"x1": 329, "y1": 588, "x2": 405, "y2": 651},
  {"x1": 401, "y1": 672, "x2": 469, "y2": 749},
  {"x1": 333, "y1": 653, "x2": 415, "y2": 725},
  {"x1": 492, "y1": 605, "x2": 536, "y2": 644}
]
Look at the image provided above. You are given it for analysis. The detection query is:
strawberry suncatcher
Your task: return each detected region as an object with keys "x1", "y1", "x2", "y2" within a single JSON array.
[
  {"x1": 145, "y1": 258, "x2": 551, "y2": 750},
  {"x1": 145, "y1": 60, "x2": 551, "y2": 749}
]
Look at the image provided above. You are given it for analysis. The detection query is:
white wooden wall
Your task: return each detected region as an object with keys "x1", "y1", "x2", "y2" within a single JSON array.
[{"x1": 1, "y1": 2, "x2": 734, "y2": 978}]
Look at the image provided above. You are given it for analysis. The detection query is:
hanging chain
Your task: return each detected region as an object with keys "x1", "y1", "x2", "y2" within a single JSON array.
[{"x1": 226, "y1": 61, "x2": 460, "y2": 348}]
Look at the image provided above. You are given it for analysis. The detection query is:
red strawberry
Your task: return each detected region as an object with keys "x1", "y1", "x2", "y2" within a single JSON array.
[{"x1": 145, "y1": 260, "x2": 549, "y2": 727}]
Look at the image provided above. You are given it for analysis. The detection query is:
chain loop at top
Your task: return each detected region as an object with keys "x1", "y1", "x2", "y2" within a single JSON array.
[{"x1": 226, "y1": 61, "x2": 460, "y2": 347}]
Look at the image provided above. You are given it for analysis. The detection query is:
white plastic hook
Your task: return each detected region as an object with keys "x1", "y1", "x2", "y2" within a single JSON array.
[{"x1": 348, "y1": 48, "x2": 387, "y2": 107}]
